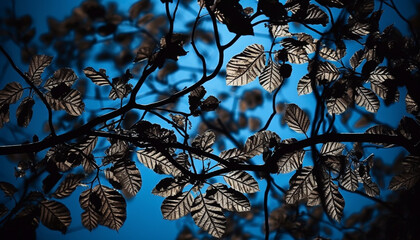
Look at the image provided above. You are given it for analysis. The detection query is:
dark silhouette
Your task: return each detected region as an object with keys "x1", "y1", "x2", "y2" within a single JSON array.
[{"x1": 0, "y1": 0, "x2": 419, "y2": 239}]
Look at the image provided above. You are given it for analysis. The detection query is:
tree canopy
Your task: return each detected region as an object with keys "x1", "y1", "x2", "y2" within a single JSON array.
[{"x1": 0, "y1": 0, "x2": 420, "y2": 239}]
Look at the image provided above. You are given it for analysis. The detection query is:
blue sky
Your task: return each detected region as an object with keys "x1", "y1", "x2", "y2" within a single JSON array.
[{"x1": 1, "y1": 0, "x2": 419, "y2": 239}]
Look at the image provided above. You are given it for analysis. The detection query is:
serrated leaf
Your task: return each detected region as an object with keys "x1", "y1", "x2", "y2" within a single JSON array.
[
  {"x1": 270, "y1": 24, "x2": 292, "y2": 38},
  {"x1": 52, "y1": 173, "x2": 85, "y2": 199},
  {"x1": 350, "y1": 49, "x2": 364, "y2": 69},
  {"x1": 60, "y1": 89, "x2": 84, "y2": 116},
  {"x1": 297, "y1": 74, "x2": 313, "y2": 95},
  {"x1": 223, "y1": 170, "x2": 259, "y2": 193},
  {"x1": 83, "y1": 67, "x2": 111, "y2": 86},
  {"x1": 389, "y1": 171, "x2": 420, "y2": 191},
  {"x1": 0, "y1": 82, "x2": 24, "y2": 107},
  {"x1": 206, "y1": 183, "x2": 251, "y2": 212},
  {"x1": 368, "y1": 67, "x2": 394, "y2": 83},
  {"x1": 16, "y1": 97, "x2": 35, "y2": 127},
  {"x1": 285, "y1": 104, "x2": 310, "y2": 134},
  {"x1": 362, "y1": 177, "x2": 380, "y2": 197},
  {"x1": 137, "y1": 149, "x2": 174, "y2": 175},
  {"x1": 226, "y1": 44, "x2": 266, "y2": 86},
  {"x1": 340, "y1": 167, "x2": 359, "y2": 192},
  {"x1": 113, "y1": 160, "x2": 142, "y2": 197},
  {"x1": 82, "y1": 154, "x2": 97, "y2": 174},
  {"x1": 321, "y1": 175, "x2": 345, "y2": 222},
  {"x1": 93, "y1": 184, "x2": 126, "y2": 230},
  {"x1": 259, "y1": 60, "x2": 283, "y2": 93},
  {"x1": 152, "y1": 177, "x2": 188, "y2": 197},
  {"x1": 191, "y1": 130, "x2": 215, "y2": 160},
  {"x1": 191, "y1": 194, "x2": 226, "y2": 238},
  {"x1": 161, "y1": 191, "x2": 193, "y2": 220},
  {"x1": 277, "y1": 149, "x2": 305, "y2": 173},
  {"x1": 44, "y1": 68, "x2": 77, "y2": 90},
  {"x1": 27, "y1": 55, "x2": 53, "y2": 86},
  {"x1": 355, "y1": 86, "x2": 380, "y2": 113},
  {"x1": 320, "y1": 142, "x2": 345, "y2": 156},
  {"x1": 316, "y1": 62, "x2": 340, "y2": 82},
  {"x1": 0, "y1": 181, "x2": 18, "y2": 197},
  {"x1": 39, "y1": 200, "x2": 71, "y2": 233},
  {"x1": 285, "y1": 166, "x2": 317, "y2": 204}
]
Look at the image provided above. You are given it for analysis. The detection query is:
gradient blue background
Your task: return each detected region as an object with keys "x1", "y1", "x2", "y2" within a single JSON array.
[{"x1": 1, "y1": 0, "x2": 419, "y2": 239}]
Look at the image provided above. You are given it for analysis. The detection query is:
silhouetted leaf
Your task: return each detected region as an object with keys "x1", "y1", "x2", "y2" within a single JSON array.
[
  {"x1": 83, "y1": 67, "x2": 111, "y2": 86},
  {"x1": 191, "y1": 130, "x2": 215, "y2": 160},
  {"x1": 93, "y1": 184, "x2": 126, "y2": 230},
  {"x1": 219, "y1": 148, "x2": 247, "y2": 162},
  {"x1": 129, "y1": 0, "x2": 151, "y2": 20},
  {"x1": 270, "y1": 24, "x2": 292, "y2": 38},
  {"x1": 0, "y1": 181, "x2": 18, "y2": 197},
  {"x1": 316, "y1": 62, "x2": 340, "y2": 82},
  {"x1": 405, "y1": 93, "x2": 418, "y2": 114},
  {"x1": 39, "y1": 200, "x2": 71, "y2": 233},
  {"x1": 16, "y1": 97, "x2": 35, "y2": 127},
  {"x1": 161, "y1": 191, "x2": 193, "y2": 220},
  {"x1": 214, "y1": 0, "x2": 254, "y2": 35},
  {"x1": 277, "y1": 149, "x2": 305, "y2": 173},
  {"x1": 226, "y1": 44, "x2": 266, "y2": 86},
  {"x1": 137, "y1": 149, "x2": 174, "y2": 175},
  {"x1": 349, "y1": 21, "x2": 370, "y2": 36},
  {"x1": 297, "y1": 74, "x2": 313, "y2": 95},
  {"x1": 81, "y1": 207, "x2": 100, "y2": 231},
  {"x1": 321, "y1": 175, "x2": 344, "y2": 222},
  {"x1": 259, "y1": 59, "x2": 283, "y2": 93},
  {"x1": 72, "y1": 136, "x2": 98, "y2": 156},
  {"x1": 355, "y1": 86, "x2": 380, "y2": 113},
  {"x1": 27, "y1": 55, "x2": 53, "y2": 86},
  {"x1": 350, "y1": 49, "x2": 364, "y2": 70},
  {"x1": 0, "y1": 82, "x2": 24, "y2": 107},
  {"x1": 191, "y1": 194, "x2": 226, "y2": 238},
  {"x1": 61, "y1": 89, "x2": 85, "y2": 116},
  {"x1": 303, "y1": 4, "x2": 329, "y2": 26},
  {"x1": 285, "y1": 166, "x2": 317, "y2": 204},
  {"x1": 368, "y1": 67, "x2": 394, "y2": 83},
  {"x1": 307, "y1": 190, "x2": 321, "y2": 206},
  {"x1": 201, "y1": 96, "x2": 220, "y2": 112},
  {"x1": 362, "y1": 177, "x2": 380, "y2": 197},
  {"x1": 297, "y1": 33, "x2": 317, "y2": 54},
  {"x1": 152, "y1": 177, "x2": 188, "y2": 197},
  {"x1": 109, "y1": 82, "x2": 132, "y2": 100},
  {"x1": 206, "y1": 183, "x2": 251, "y2": 212},
  {"x1": 389, "y1": 171, "x2": 420, "y2": 191},
  {"x1": 340, "y1": 167, "x2": 359, "y2": 192},
  {"x1": 284, "y1": 104, "x2": 310, "y2": 134},
  {"x1": 326, "y1": 94, "x2": 352, "y2": 114},
  {"x1": 242, "y1": 131, "x2": 273, "y2": 159},
  {"x1": 223, "y1": 170, "x2": 259, "y2": 193},
  {"x1": 113, "y1": 160, "x2": 142, "y2": 197},
  {"x1": 52, "y1": 173, "x2": 85, "y2": 199},
  {"x1": 320, "y1": 47, "x2": 346, "y2": 61},
  {"x1": 315, "y1": 0, "x2": 344, "y2": 8},
  {"x1": 44, "y1": 68, "x2": 77, "y2": 90},
  {"x1": 320, "y1": 142, "x2": 345, "y2": 156}
]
